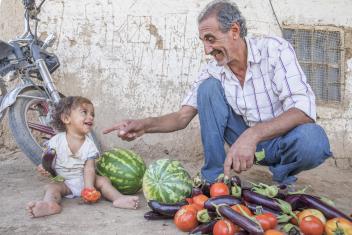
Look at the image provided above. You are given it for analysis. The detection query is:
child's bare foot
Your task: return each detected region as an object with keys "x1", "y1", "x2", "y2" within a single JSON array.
[
  {"x1": 112, "y1": 196, "x2": 139, "y2": 209},
  {"x1": 26, "y1": 201, "x2": 61, "y2": 218}
]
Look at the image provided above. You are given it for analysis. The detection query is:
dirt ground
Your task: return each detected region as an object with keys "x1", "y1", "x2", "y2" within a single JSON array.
[{"x1": 0, "y1": 151, "x2": 351, "y2": 235}]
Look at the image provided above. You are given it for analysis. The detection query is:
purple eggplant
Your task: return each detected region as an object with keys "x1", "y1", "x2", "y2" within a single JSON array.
[
  {"x1": 242, "y1": 189, "x2": 282, "y2": 212},
  {"x1": 245, "y1": 202, "x2": 281, "y2": 216},
  {"x1": 201, "y1": 182, "x2": 211, "y2": 197},
  {"x1": 230, "y1": 175, "x2": 242, "y2": 187},
  {"x1": 189, "y1": 220, "x2": 216, "y2": 234},
  {"x1": 42, "y1": 148, "x2": 57, "y2": 177},
  {"x1": 144, "y1": 210, "x2": 173, "y2": 220},
  {"x1": 284, "y1": 194, "x2": 307, "y2": 211},
  {"x1": 218, "y1": 205, "x2": 264, "y2": 235},
  {"x1": 300, "y1": 194, "x2": 352, "y2": 222},
  {"x1": 204, "y1": 195, "x2": 242, "y2": 211},
  {"x1": 235, "y1": 232, "x2": 249, "y2": 235},
  {"x1": 192, "y1": 187, "x2": 203, "y2": 197},
  {"x1": 276, "y1": 184, "x2": 289, "y2": 199},
  {"x1": 147, "y1": 200, "x2": 188, "y2": 217}
]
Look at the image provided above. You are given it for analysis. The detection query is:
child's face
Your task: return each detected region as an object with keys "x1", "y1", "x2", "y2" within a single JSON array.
[{"x1": 63, "y1": 102, "x2": 95, "y2": 135}]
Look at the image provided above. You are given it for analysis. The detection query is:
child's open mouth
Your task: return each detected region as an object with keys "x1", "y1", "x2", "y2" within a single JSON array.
[{"x1": 84, "y1": 122, "x2": 93, "y2": 127}]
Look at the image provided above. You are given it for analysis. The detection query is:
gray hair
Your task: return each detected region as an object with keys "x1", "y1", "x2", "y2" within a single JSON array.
[{"x1": 198, "y1": 0, "x2": 247, "y2": 37}]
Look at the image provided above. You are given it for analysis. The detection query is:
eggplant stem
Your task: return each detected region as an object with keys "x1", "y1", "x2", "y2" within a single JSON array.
[
  {"x1": 212, "y1": 203, "x2": 228, "y2": 218},
  {"x1": 287, "y1": 185, "x2": 311, "y2": 195}
]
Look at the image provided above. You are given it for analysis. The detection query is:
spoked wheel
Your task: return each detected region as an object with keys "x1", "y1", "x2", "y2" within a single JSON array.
[
  {"x1": 8, "y1": 89, "x2": 102, "y2": 165},
  {"x1": 8, "y1": 89, "x2": 55, "y2": 165},
  {"x1": 0, "y1": 78, "x2": 7, "y2": 122}
]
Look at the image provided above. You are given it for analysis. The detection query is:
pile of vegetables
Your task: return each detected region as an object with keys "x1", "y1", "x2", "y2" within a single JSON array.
[{"x1": 144, "y1": 174, "x2": 352, "y2": 235}]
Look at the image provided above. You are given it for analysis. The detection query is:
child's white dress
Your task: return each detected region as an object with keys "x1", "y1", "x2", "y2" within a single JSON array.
[{"x1": 47, "y1": 132, "x2": 100, "y2": 198}]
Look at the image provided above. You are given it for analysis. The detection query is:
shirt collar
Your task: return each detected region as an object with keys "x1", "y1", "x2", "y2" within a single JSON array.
[
  {"x1": 245, "y1": 36, "x2": 261, "y2": 64},
  {"x1": 206, "y1": 37, "x2": 261, "y2": 79}
]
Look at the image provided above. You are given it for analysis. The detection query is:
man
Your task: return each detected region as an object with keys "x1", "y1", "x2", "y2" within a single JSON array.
[{"x1": 103, "y1": 0, "x2": 332, "y2": 184}]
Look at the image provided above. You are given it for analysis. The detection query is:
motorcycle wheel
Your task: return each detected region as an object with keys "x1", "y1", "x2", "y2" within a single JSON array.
[
  {"x1": 8, "y1": 89, "x2": 101, "y2": 165},
  {"x1": 0, "y1": 78, "x2": 7, "y2": 122}
]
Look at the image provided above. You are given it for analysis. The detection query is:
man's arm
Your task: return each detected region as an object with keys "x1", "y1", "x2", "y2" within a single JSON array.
[
  {"x1": 103, "y1": 105, "x2": 197, "y2": 141},
  {"x1": 144, "y1": 106, "x2": 198, "y2": 133},
  {"x1": 248, "y1": 107, "x2": 313, "y2": 143},
  {"x1": 224, "y1": 108, "x2": 313, "y2": 176}
]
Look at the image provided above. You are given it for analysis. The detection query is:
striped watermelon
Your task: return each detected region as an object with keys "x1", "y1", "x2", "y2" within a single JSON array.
[
  {"x1": 96, "y1": 148, "x2": 146, "y2": 195},
  {"x1": 143, "y1": 159, "x2": 192, "y2": 203}
]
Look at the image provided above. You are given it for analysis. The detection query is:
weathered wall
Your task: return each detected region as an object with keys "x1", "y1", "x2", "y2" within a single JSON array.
[
  {"x1": 0, "y1": 0, "x2": 24, "y2": 154},
  {"x1": 0, "y1": 0, "x2": 351, "y2": 167},
  {"x1": 271, "y1": 0, "x2": 352, "y2": 168}
]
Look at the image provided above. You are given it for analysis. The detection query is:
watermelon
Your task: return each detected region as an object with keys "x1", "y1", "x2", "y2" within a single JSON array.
[
  {"x1": 96, "y1": 148, "x2": 146, "y2": 195},
  {"x1": 143, "y1": 159, "x2": 192, "y2": 203}
]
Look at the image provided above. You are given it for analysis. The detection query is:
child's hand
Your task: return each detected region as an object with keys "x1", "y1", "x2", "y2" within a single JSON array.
[
  {"x1": 36, "y1": 164, "x2": 51, "y2": 177},
  {"x1": 81, "y1": 188, "x2": 101, "y2": 203}
]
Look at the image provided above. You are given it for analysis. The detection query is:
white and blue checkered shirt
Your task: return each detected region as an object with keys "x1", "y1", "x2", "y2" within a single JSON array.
[{"x1": 182, "y1": 36, "x2": 316, "y2": 127}]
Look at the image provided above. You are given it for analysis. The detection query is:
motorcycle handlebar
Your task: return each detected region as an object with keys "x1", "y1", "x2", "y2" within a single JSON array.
[
  {"x1": 41, "y1": 33, "x2": 56, "y2": 50},
  {"x1": 22, "y1": 0, "x2": 35, "y2": 9}
]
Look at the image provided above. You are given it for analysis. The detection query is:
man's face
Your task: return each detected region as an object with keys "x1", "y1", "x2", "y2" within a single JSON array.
[{"x1": 198, "y1": 16, "x2": 238, "y2": 66}]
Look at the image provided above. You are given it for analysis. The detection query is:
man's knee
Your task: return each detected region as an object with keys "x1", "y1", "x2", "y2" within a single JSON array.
[
  {"x1": 197, "y1": 77, "x2": 222, "y2": 99},
  {"x1": 290, "y1": 123, "x2": 332, "y2": 167}
]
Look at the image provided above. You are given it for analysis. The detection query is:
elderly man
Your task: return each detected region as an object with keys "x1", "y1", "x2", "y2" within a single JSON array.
[{"x1": 104, "y1": 0, "x2": 331, "y2": 184}]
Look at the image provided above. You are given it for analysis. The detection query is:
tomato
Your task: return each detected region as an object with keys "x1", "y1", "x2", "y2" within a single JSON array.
[
  {"x1": 183, "y1": 204, "x2": 199, "y2": 213},
  {"x1": 264, "y1": 229, "x2": 285, "y2": 235},
  {"x1": 213, "y1": 219, "x2": 240, "y2": 235},
  {"x1": 255, "y1": 213, "x2": 278, "y2": 231},
  {"x1": 174, "y1": 205, "x2": 198, "y2": 232},
  {"x1": 299, "y1": 215, "x2": 324, "y2": 235},
  {"x1": 185, "y1": 197, "x2": 193, "y2": 204},
  {"x1": 81, "y1": 188, "x2": 101, "y2": 203},
  {"x1": 290, "y1": 211, "x2": 301, "y2": 225},
  {"x1": 325, "y1": 217, "x2": 352, "y2": 235},
  {"x1": 210, "y1": 182, "x2": 230, "y2": 197},
  {"x1": 192, "y1": 194, "x2": 209, "y2": 210},
  {"x1": 298, "y1": 209, "x2": 326, "y2": 225},
  {"x1": 231, "y1": 204, "x2": 253, "y2": 216}
]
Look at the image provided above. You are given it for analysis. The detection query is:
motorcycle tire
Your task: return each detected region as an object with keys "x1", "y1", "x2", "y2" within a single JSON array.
[{"x1": 8, "y1": 89, "x2": 101, "y2": 165}]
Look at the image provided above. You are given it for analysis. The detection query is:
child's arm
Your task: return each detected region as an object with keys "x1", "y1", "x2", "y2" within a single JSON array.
[{"x1": 84, "y1": 159, "x2": 96, "y2": 189}]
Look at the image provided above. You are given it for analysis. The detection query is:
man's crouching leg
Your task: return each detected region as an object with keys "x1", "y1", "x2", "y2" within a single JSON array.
[
  {"x1": 197, "y1": 77, "x2": 248, "y2": 183},
  {"x1": 269, "y1": 123, "x2": 332, "y2": 184}
]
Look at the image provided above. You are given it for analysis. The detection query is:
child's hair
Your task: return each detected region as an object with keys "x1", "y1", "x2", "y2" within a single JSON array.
[{"x1": 51, "y1": 96, "x2": 93, "y2": 131}]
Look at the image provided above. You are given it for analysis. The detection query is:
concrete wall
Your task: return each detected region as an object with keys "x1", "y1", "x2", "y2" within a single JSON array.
[
  {"x1": 271, "y1": 0, "x2": 352, "y2": 168},
  {"x1": 1, "y1": 0, "x2": 351, "y2": 167},
  {"x1": 0, "y1": 0, "x2": 24, "y2": 154}
]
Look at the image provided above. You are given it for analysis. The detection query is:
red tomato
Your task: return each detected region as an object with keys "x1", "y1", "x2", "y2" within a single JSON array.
[
  {"x1": 185, "y1": 197, "x2": 193, "y2": 204},
  {"x1": 213, "y1": 219, "x2": 240, "y2": 235},
  {"x1": 255, "y1": 213, "x2": 278, "y2": 231},
  {"x1": 299, "y1": 215, "x2": 324, "y2": 235},
  {"x1": 264, "y1": 229, "x2": 284, "y2": 235},
  {"x1": 298, "y1": 209, "x2": 326, "y2": 225},
  {"x1": 192, "y1": 194, "x2": 209, "y2": 210},
  {"x1": 290, "y1": 211, "x2": 301, "y2": 225},
  {"x1": 231, "y1": 204, "x2": 253, "y2": 216},
  {"x1": 81, "y1": 188, "x2": 101, "y2": 203},
  {"x1": 325, "y1": 217, "x2": 352, "y2": 235},
  {"x1": 174, "y1": 205, "x2": 198, "y2": 232},
  {"x1": 210, "y1": 182, "x2": 230, "y2": 197}
]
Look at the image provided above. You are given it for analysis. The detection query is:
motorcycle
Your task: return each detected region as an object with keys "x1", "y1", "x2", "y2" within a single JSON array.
[{"x1": 0, "y1": 0, "x2": 100, "y2": 165}]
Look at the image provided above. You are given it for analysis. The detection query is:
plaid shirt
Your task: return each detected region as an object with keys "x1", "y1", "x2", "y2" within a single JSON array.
[{"x1": 182, "y1": 36, "x2": 316, "y2": 127}]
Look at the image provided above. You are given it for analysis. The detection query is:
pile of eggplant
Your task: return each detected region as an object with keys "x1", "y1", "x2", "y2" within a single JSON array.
[{"x1": 144, "y1": 175, "x2": 352, "y2": 234}]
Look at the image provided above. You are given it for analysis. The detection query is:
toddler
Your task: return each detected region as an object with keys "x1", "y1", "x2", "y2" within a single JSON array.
[{"x1": 26, "y1": 96, "x2": 139, "y2": 218}]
